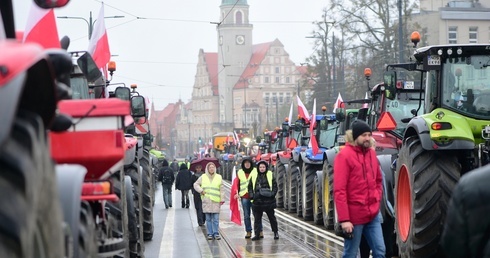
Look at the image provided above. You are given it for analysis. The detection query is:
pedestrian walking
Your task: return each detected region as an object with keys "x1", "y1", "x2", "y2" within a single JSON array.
[
  {"x1": 170, "y1": 159, "x2": 179, "y2": 175},
  {"x1": 441, "y1": 164, "x2": 490, "y2": 258},
  {"x1": 233, "y1": 157, "x2": 262, "y2": 239},
  {"x1": 193, "y1": 162, "x2": 224, "y2": 240},
  {"x1": 191, "y1": 164, "x2": 206, "y2": 226},
  {"x1": 158, "y1": 159, "x2": 175, "y2": 209},
  {"x1": 334, "y1": 120, "x2": 385, "y2": 258},
  {"x1": 175, "y1": 163, "x2": 193, "y2": 208},
  {"x1": 248, "y1": 160, "x2": 279, "y2": 241}
]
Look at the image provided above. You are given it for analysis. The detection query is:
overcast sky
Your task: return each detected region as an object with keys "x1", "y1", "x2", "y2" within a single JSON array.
[{"x1": 14, "y1": 0, "x2": 328, "y2": 110}]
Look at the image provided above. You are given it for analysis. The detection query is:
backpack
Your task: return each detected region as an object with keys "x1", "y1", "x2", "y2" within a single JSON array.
[{"x1": 161, "y1": 169, "x2": 173, "y2": 184}]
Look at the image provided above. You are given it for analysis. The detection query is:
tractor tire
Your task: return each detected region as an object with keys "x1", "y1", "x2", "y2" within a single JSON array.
[
  {"x1": 296, "y1": 171, "x2": 302, "y2": 218},
  {"x1": 78, "y1": 201, "x2": 97, "y2": 258},
  {"x1": 124, "y1": 176, "x2": 140, "y2": 258},
  {"x1": 287, "y1": 160, "x2": 299, "y2": 213},
  {"x1": 0, "y1": 112, "x2": 65, "y2": 258},
  {"x1": 127, "y1": 166, "x2": 143, "y2": 257},
  {"x1": 395, "y1": 136, "x2": 460, "y2": 258},
  {"x1": 106, "y1": 172, "x2": 125, "y2": 239},
  {"x1": 321, "y1": 162, "x2": 334, "y2": 229},
  {"x1": 312, "y1": 171, "x2": 323, "y2": 225},
  {"x1": 302, "y1": 164, "x2": 320, "y2": 221},
  {"x1": 275, "y1": 161, "x2": 286, "y2": 208},
  {"x1": 140, "y1": 154, "x2": 154, "y2": 241}
]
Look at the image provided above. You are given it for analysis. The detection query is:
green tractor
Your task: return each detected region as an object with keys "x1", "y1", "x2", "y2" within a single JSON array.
[{"x1": 388, "y1": 41, "x2": 490, "y2": 257}]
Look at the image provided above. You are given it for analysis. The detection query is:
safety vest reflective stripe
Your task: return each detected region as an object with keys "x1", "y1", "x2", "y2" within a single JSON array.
[
  {"x1": 237, "y1": 169, "x2": 257, "y2": 196},
  {"x1": 201, "y1": 174, "x2": 222, "y2": 202},
  {"x1": 251, "y1": 171, "x2": 273, "y2": 192}
]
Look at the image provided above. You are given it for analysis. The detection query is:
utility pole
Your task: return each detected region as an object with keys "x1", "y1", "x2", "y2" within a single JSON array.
[
  {"x1": 398, "y1": 0, "x2": 404, "y2": 63},
  {"x1": 332, "y1": 32, "x2": 336, "y2": 100},
  {"x1": 57, "y1": 11, "x2": 124, "y2": 40}
]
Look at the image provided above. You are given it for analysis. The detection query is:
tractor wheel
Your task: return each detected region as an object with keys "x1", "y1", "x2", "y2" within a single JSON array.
[
  {"x1": 127, "y1": 166, "x2": 143, "y2": 257},
  {"x1": 302, "y1": 164, "x2": 320, "y2": 221},
  {"x1": 0, "y1": 112, "x2": 64, "y2": 258},
  {"x1": 296, "y1": 170, "x2": 302, "y2": 218},
  {"x1": 275, "y1": 162, "x2": 285, "y2": 208},
  {"x1": 106, "y1": 172, "x2": 125, "y2": 239},
  {"x1": 287, "y1": 160, "x2": 299, "y2": 213},
  {"x1": 312, "y1": 172, "x2": 323, "y2": 225},
  {"x1": 78, "y1": 201, "x2": 97, "y2": 258},
  {"x1": 395, "y1": 136, "x2": 460, "y2": 258},
  {"x1": 140, "y1": 154, "x2": 154, "y2": 241},
  {"x1": 321, "y1": 162, "x2": 334, "y2": 229}
]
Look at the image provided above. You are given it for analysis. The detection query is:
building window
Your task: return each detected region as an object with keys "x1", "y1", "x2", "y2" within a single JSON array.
[
  {"x1": 264, "y1": 77, "x2": 269, "y2": 83},
  {"x1": 275, "y1": 67, "x2": 280, "y2": 73},
  {"x1": 286, "y1": 77, "x2": 290, "y2": 83},
  {"x1": 448, "y1": 26, "x2": 457, "y2": 44},
  {"x1": 469, "y1": 27, "x2": 478, "y2": 44},
  {"x1": 235, "y1": 11, "x2": 243, "y2": 25},
  {"x1": 275, "y1": 77, "x2": 280, "y2": 83}
]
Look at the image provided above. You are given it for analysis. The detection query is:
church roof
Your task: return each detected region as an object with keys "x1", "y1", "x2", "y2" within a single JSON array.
[{"x1": 234, "y1": 41, "x2": 274, "y2": 90}]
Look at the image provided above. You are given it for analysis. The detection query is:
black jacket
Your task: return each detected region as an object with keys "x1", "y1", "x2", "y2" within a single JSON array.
[
  {"x1": 441, "y1": 164, "x2": 490, "y2": 258},
  {"x1": 248, "y1": 170, "x2": 278, "y2": 209},
  {"x1": 158, "y1": 166, "x2": 174, "y2": 185},
  {"x1": 175, "y1": 164, "x2": 193, "y2": 191}
]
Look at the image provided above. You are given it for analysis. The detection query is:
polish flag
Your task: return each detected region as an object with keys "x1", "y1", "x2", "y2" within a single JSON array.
[
  {"x1": 23, "y1": 4, "x2": 60, "y2": 48},
  {"x1": 230, "y1": 166, "x2": 242, "y2": 225},
  {"x1": 362, "y1": 92, "x2": 369, "y2": 109},
  {"x1": 333, "y1": 93, "x2": 345, "y2": 113},
  {"x1": 88, "y1": 4, "x2": 111, "y2": 69},
  {"x1": 309, "y1": 99, "x2": 319, "y2": 155},
  {"x1": 288, "y1": 101, "x2": 293, "y2": 126},
  {"x1": 297, "y1": 95, "x2": 310, "y2": 121}
]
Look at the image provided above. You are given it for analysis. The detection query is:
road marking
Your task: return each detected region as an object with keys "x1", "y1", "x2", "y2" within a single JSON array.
[{"x1": 159, "y1": 190, "x2": 175, "y2": 257}]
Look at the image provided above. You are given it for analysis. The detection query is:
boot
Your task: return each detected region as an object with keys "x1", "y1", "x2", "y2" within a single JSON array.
[
  {"x1": 245, "y1": 232, "x2": 251, "y2": 239},
  {"x1": 251, "y1": 235, "x2": 260, "y2": 241},
  {"x1": 274, "y1": 231, "x2": 279, "y2": 240},
  {"x1": 260, "y1": 231, "x2": 264, "y2": 238}
]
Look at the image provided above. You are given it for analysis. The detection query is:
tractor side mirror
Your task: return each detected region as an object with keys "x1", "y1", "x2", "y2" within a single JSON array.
[
  {"x1": 115, "y1": 87, "x2": 130, "y2": 101},
  {"x1": 35, "y1": 0, "x2": 70, "y2": 8},
  {"x1": 131, "y1": 95, "x2": 146, "y2": 117}
]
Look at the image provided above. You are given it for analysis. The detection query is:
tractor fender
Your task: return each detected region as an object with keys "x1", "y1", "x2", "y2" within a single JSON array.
[
  {"x1": 324, "y1": 146, "x2": 341, "y2": 167},
  {"x1": 377, "y1": 154, "x2": 395, "y2": 219},
  {"x1": 56, "y1": 164, "x2": 87, "y2": 256},
  {"x1": 405, "y1": 115, "x2": 475, "y2": 151},
  {"x1": 291, "y1": 147, "x2": 302, "y2": 163},
  {"x1": 300, "y1": 150, "x2": 323, "y2": 165}
]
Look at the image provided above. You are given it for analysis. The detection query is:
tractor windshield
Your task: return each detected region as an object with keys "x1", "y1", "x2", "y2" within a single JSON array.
[
  {"x1": 317, "y1": 120, "x2": 338, "y2": 148},
  {"x1": 442, "y1": 55, "x2": 490, "y2": 118},
  {"x1": 70, "y1": 77, "x2": 90, "y2": 99},
  {"x1": 386, "y1": 91, "x2": 425, "y2": 135}
]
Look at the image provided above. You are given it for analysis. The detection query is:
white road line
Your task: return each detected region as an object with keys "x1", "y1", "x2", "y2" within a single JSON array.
[{"x1": 159, "y1": 189, "x2": 175, "y2": 258}]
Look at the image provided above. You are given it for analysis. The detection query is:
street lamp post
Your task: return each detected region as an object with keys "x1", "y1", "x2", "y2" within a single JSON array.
[{"x1": 57, "y1": 11, "x2": 124, "y2": 40}]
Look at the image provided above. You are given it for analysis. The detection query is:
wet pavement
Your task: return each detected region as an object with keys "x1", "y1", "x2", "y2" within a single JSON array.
[{"x1": 145, "y1": 181, "x2": 346, "y2": 257}]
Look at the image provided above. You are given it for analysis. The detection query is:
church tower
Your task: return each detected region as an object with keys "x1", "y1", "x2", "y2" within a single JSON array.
[{"x1": 217, "y1": 0, "x2": 253, "y2": 129}]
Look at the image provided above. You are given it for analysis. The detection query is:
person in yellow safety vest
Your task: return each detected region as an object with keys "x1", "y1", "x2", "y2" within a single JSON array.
[
  {"x1": 233, "y1": 157, "x2": 263, "y2": 239},
  {"x1": 248, "y1": 160, "x2": 279, "y2": 241},
  {"x1": 193, "y1": 162, "x2": 224, "y2": 240}
]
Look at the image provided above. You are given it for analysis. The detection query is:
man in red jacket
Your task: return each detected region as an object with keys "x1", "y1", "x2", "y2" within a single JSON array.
[{"x1": 334, "y1": 120, "x2": 385, "y2": 258}]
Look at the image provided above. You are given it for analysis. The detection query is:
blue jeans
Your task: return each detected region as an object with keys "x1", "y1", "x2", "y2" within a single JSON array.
[
  {"x1": 241, "y1": 198, "x2": 262, "y2": 233},
  {"x1": 162, "y1": 183, "x2": 173, "y2": 208},
  {"x1": 205, "y1": 213, "x2": 220, "y2": 236},
  {"x1": 343, "y1": 213, "x2": 385, "y2": 258}
]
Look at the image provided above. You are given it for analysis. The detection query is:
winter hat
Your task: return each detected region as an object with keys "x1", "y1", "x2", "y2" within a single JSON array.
[
  {"x1": 351, "y1": 120, "x2": 372, "y2": 140},
  {"x1": 179, "y1": 163, "x2": 188, "y2": 170},
  {"x1": 256, "y1": 160, "x2": 269, "y2": 172}
]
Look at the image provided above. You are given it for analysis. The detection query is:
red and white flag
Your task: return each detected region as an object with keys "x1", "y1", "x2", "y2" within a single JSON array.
[
  {"x1": 297, "y1": 95, "x2": 310, "y2": 121},
  {"x1": 23, "y1": 4, "x2": 60, "y2": 48},
  {"x1": 88, "y1": 4, "x2": 111, "y2": 69},
  {"x1": 362, "y1": 92, "x2": 369, "y2": 109},
  {"x1": 288, "y1": 101, "x2": 293, "y2": 126},
  {"x1": 333, "y1": 93, "x2": 345, "y2": 113},
  {"x1": 309, "y1": 98, "x2": 319, "y2": 155},
  {"x1": 230, "y1": 166, "x2": 242, "y2": 225}
]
